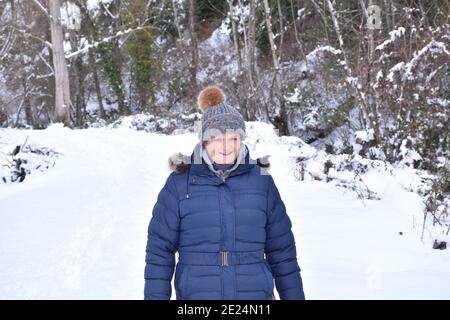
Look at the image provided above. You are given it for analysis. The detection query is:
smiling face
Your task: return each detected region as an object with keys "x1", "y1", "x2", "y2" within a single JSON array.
[{"x1": 204, "y1": 130, "x2": 242, "y2": 164}]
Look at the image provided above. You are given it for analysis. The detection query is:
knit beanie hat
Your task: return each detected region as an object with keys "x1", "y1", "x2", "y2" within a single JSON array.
[{"x1": 197, "y1": 86, "x2": 246, "y2": 142}]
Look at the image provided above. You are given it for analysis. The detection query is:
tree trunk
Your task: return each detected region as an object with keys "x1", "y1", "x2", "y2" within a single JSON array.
[
  {"x1": 228, "y1": 0, "x2": 242, "y2": 73},
  {"x1": 88, "y1": 48, "x2": 105, "y2": 119},
  {"x1": 69, "y1": 29, "x2": 84, "y2": 127},
  {"x1": 248, "y1": 0, "x2": 257, "y2": 79},
  {"x1": 290, "y1": 0, "x2": 305, "y2": 58},
  {"x1": 110, "y1": 3, "x2": 129, "y2": 116},
  {"x1": 188, "y1": 0, "x2": 198, "y2": 108},
  {"x1": 48, "y1": 0, "x2": 71, "y2": 126},
  {"x1": 310, "y1": 0, "x2": 329, "y2": 41},
  {"x1": 359, "y1": 0, "x2": 382, "y2": 145},
  {"x1": 263, "y1": 0, "x2": 288, "y2": 135},
  {"x1": 263, "y1": 0, "x2": 282, "y2": 91},
  {"x1": 325, "y1": 0, "x2": 381, "y2": 143},
  {"x1": 79, "y1": 3, "x2": 105, "y2": 120},
  {"x1": 246, "y1": 0, "x2": 257, "y2": 120},
  {"x1": 24, "y1": 98, "x2": 34, "y2": 128},
  {"x1": 383, "y1": 0, "x2": 392, "y2": 31},
  {"x1": 228, "y1": 0, "x2": 248, "y2": 120},
  {"x1": 276, "y1": 0, "x2": 285, "y2": 62},
  {"x1": 359, "y1": 0, "x2": 374, "y2": 60},
  {"x1": 390, "y1": 0, "x2": 395, "y2": 27},
  {"x1": 172, "y1": 0, "x2": 183, "y2": 39}
]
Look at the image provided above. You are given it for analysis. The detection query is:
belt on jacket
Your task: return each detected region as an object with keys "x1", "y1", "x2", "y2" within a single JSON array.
[{"x1": 178, "y1": 250, "x2": 265, "y2": 266}]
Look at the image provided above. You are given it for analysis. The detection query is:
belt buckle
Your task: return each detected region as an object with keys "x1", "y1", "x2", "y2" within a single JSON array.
[{"x1": 220, "y1": 251, "x2": 229, "y2": 266}]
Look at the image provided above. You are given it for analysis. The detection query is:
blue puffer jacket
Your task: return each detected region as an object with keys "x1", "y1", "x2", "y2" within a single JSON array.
[{"x1": 144, "y1": 143, "x2": 305, "y2": 300}]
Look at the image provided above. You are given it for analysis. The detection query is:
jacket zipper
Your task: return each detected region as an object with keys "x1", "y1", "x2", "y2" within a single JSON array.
[{"x1": 218, "y1": 184, "x2": 224, "y2": 299}]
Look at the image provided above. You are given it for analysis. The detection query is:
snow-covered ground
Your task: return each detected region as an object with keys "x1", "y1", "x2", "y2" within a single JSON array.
[{"x1": 1, "y1": 123, "x2": 449, "y2": 299}]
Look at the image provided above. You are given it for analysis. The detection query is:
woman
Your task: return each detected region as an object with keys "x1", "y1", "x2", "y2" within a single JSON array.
[{"x1": 144, "y1": 86, "x2": 305, "y2": 300}]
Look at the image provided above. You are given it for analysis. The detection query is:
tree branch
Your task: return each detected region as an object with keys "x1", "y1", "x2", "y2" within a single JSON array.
[
  {"x1": 11, "y1": 26, "x2": 53, "y2": 49},
  {"x1": 65, "y1": 26, "x2": 144, "y2": 59},
  {"x1": 30, "y1": 0, "x2": 51, "y2": 20}
]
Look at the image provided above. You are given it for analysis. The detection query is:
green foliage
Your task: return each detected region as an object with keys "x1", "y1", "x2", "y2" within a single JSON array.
[
  {"x1": 96, "y1": 42, "x2": 123, "y2": 98},
  {"x1": 124, "y1": 27, "x2": 160, "y2": 110}
]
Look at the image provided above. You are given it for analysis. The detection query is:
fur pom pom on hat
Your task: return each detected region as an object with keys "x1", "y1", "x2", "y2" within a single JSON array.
[
  {"x1": 198, "y1": 86, "x2": 226, "y2": 113},
  {"x1": 197, "y1": 86, "x2": 246, "y2": 142}
]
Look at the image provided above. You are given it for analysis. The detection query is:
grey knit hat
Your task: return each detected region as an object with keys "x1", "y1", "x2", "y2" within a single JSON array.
[{"x1": 197, "y1": 86, "x2": 246, "y2": 142}]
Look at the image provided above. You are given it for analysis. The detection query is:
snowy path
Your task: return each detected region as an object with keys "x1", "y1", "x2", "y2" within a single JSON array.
[
  {"x1": 1, "y1": 126, "x2": 449, "y2": 299},
  {"x1": 0, "y1": 127, "x2": 190, "y2": 299}
]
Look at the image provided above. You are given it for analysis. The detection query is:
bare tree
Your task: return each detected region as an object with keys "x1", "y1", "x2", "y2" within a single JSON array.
[
  {"x1": 228, "y1": 0, "x2": 242, "y2": 74},
  {"x1": 188, "y1": 0, "x2": 198, "y2": 106},
  {"x1": 31, "y1": 0, "x2": 71, "y2": 126},
  {"x1": 0, "y1": 0, "x2": 17, "y2": 61},
  {"x1": 171, "y1": 0, "x2": 183, "y2": 39},
  {"x1": 325, "y1": 0, "x2": 381, "y2": 143},
  {"x1": 228, "y1": 0, "x2": 246, "y2": 119},
  {"x1": 77, "y1": 1, "x2": 106, "y2": 120},
  {"x1": 276, "y1": 0, "x2": 285, "y2": 62},
  {"x1": 247, "y1": 0, "x2": 257, "y2": 85},
  {"x1": 263, "y1": 0, "x2": 282, "y2": 91},
  {"x1": 236, "y1": 0, "x2": 258, "y2": 120},
  {"x1": 310, "y1": 0, "x2": 329, "y2": 41},
  {"x1": 88, "y1": 48, "x2": 105, "y2": 119},
  {"x1": 263, "y1": 0, "x2": 289, "y2": 135},
  {"x1": 290, "y1": 0, "x2": 305, "y2": 58},
  {"x1": 47, "y1": 0, "x2": 71, "y2": 125}
]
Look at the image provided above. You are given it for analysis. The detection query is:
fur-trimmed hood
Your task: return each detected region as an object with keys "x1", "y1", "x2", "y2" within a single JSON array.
[
  {"x1": 168, "y1": 151, "x2": 271, "y2": 174},
  {"x1": 168, "y1": 152, "x2": 192, "y2": 174}
]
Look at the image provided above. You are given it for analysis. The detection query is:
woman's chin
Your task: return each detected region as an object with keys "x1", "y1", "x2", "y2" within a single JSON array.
[{"x1": 215, "y1": 156, "x2": 236, "y2": 164}]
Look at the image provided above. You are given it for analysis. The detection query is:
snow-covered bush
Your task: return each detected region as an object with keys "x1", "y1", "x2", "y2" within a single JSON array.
[
  {"x1": 374, "y1": 24, "x2": 449, "y2": 172},
  {"x1": 422, "y1": 166, "x2": 450, "y2": 245},
  {"x1": 284, "y1": 45, "x2": 353, "y2": 143},
  {"x1": 293, "y1": 147, "x2": 392, "y2": 200},
  {"x1": 0, "y1": 138, "x2": 60, "y2": 183},
  {"x1": 86, "y1": 112, "x2": 202, "y2": 135}
]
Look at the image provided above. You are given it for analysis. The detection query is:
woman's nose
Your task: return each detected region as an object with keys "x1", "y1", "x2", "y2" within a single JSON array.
[{"x1": 221, "y1": 139, "x2": 228, "y2": 149}]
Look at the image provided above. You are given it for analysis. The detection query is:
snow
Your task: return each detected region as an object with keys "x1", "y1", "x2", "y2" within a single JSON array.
[
  {"x1": 85, "y1": 98, "x2": 114, "y2": 113},
  {"x1": 375, "y1": 70, "x2": 383, "y2": 82},
  {"x1": 230, "y1": 3, "x2": 250, "y2": 35},
  {"x1": 1, "y1": 122, "x2": 449, "y2": 299},
  {"x1": 355, "y1": 129, "x2": 374, "y2": 143},
  {"x1": 376, "y1": 27, "x2": 405, "y2": 51},
  {"x1": 87, "y1": 0, "x2": 113, "y2": 15},
  {"x1": 60, "y1": 2, "x2": 81, "y2": 31},
  {"x1": 387, "y1": 61, "x2": 405, "y2": 82},
  {"x1": 218, "y1": 17, "x2": 231, "y2": 36},
  {"x1": 307, "y1": 45, "x2": 342, "y2": 60},
  {"x1": 404, "y1": 40, "x2": 449, "y2": 80},
  {"x1": 197, "y1": 26, "x2": 236, "y2": 84},
  {"x1": 203, "y1": 27, "x2": 231, "y2": 49},
  {"x1": 346, "y1": 76, "x2": 358, "y2": 86},
  {"x1": 285, "y1": 88, "x2": 301, "y2": 103},
  {"x1": 386, "y1": 40, "x2": 450, "y2": 83}
]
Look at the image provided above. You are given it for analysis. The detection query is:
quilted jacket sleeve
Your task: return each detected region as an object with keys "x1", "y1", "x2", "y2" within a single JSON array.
[
  {"x1": 144, "y1": 173, "x2": 180, "y2": 300},
  {"x1": 265, "y1": 175, "x2": 305, "y2": 300}
]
